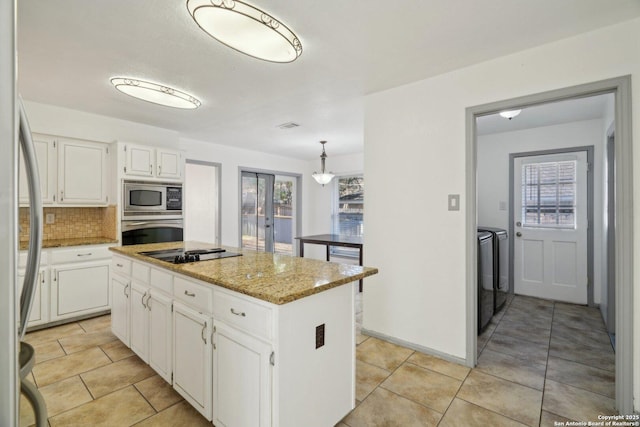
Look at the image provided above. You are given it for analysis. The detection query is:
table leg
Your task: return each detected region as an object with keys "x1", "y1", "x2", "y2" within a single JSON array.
[
  {"x1": 359, "y1": 246, "x2": 363, "y2": 292},
  {"x1": 300, "y1": 241, "x2": 304, "y2": 257},
  {"x1": 326, "y1": 245, "x2": 330, "y2": 262}
]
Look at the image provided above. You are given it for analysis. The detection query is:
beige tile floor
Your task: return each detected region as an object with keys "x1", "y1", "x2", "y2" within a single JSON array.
[{"x1": 20, "y1": 292, "x2": 616, "y2": 427}]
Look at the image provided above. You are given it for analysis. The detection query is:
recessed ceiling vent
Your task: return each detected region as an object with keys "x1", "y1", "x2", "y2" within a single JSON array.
[{"x1": 277, "y1": 122, "x2": 300, "y2": 129}]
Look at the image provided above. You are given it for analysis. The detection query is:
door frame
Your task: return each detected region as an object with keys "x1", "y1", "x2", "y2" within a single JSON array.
[
  {"x1": 237, "y1": 167, "x2": 303, "y2": 253},
  {"x1": 465, "y1": 76, "x2": 633, "y2": 414},
  {"x1": 509, "y1": 146, "x2": 594, "y2": 305}
]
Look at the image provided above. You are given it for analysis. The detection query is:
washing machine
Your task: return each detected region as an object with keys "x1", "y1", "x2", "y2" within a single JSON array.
[
  {"x1": 479, "y1": 226, "x2": 509, "y2": 314},
  {"x1": 477, "y1": 231, "x2": 494, "y2": 334}
]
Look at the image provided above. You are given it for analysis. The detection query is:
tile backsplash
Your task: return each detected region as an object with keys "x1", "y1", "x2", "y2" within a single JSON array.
[{"x1": 20, "y1": 205, "x2": 117, "y2": 242}]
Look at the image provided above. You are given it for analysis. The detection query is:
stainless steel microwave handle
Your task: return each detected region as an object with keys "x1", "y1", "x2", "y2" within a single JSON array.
[{"x1": 18, "y1": 96, "x2": 43, "y2": 341}]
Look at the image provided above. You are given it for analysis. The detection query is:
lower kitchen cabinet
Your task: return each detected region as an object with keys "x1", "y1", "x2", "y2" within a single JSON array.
[
  {"x1": 50, "y1": 260, "x2": 110, "y2": 321},
  {"x1": 110, "y1": 274, "x2": 130, "y2": 346},
  {"x1": 148, "y1": 291, "x2": 173, "y2": 383},
  {"x1": 213, "y1": 320, "x2": 272, "y2": 427},
  {"x1": 172, "y1": 301, "x2": 212, "y2": 421},
  {"x1": 18, "y1": 268, "x2": 48, "y2": 327},
  {"x1": 130, "y1": 282, "x2": 149, "y2": 361}
]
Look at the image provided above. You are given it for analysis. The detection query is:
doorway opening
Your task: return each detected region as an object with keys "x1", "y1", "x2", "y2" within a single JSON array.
[
  {"x1": 184, "y1": 160, "x2": 221, "y2": 245},
  {"x1": 239, "y1": 168, "x2": 301, "y2": 255},
  {"x1": 466, "y1": 76, "x2": 633, "y2": 414}
]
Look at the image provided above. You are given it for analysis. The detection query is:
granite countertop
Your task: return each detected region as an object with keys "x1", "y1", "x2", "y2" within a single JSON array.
[
  {"x1": 110, "y1": 241, "x2": 378, "y2": 305},
  {"x1": 20, "y1": 237, "x2": 120, "y2": 250}
]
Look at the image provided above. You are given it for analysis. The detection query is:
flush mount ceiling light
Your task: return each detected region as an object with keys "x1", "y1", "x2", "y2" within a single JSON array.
[
  {"x1": 186, "y1": 0, "x2": 302, "y2": 63},
  {"x1": 312, "y1": 141, "x2": 335, "y2": 186},
  {"x1": 499, "y1": 109, "x2": 522, "y2": 120},
  {"x1": 110, "y1": 77, "x2": 201, "y2": 109}
]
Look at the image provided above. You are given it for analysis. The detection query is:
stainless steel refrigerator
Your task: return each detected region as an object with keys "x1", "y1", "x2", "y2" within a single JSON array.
[{"x1": 1, "y1": 1, "x2": 45, "y2": 424}]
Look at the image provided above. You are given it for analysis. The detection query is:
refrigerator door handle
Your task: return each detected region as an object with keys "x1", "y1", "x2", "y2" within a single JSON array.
[{"x1": 18, "y1": 97, "x2": 43, "y2": 340}]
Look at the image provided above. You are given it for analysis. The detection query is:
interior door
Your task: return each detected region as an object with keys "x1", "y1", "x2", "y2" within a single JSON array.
[
  {"x1": 241, "y1": 172, "x2": 275, "y2": 252},
  {"x1": 513, "y1": 151, "x2": 588, "y2": 304}
]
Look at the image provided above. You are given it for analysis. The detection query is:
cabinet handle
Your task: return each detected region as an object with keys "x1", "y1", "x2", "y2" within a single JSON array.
[
  {"x1": 211, "y1": 326, "x2": 216, "y2": 350},
  {"x1": 230, "y1": 308, "x2": 246, "y2": 317},
  {"x1": 76, "y1": 253, "x2": 92, "y2": 257},
  {"x1": 201, "y1": 322, "x2": 207, "y2": 345},
  {"x1": 116, "y1": 263, "x2": 123, "y2": 267},
  {"x1": 149, "y1": 164, "x2": 152, "y2": 173},
  {"x1": 141, "y1": 292, "x2": 147, "y2": 309},
  {"x1": 60, "y1": 190, "x2": 64, "y2": 201},
  {"x1": 124, "y1": 283, "x2": 129, "y2": 298},
  {"x1": 146, "y1": 294, "x2": 152, "y2": 310},
  {"x1": 184, "y1": 290, "x2": 195, "y2": 297},
  {"x1": 158, "y1": 165, "x2": 162, "y2": 175}
]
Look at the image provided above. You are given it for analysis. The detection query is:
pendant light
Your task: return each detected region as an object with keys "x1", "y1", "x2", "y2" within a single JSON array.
[
  {"x1": 499, "y1": 109, "x2": 521, "y2": 120},
  {"x1": 312, "y1": 141, "x2": 334, "y2": 186},
  {"x1": 186, "y1": 0, "x2": 302, "y2": 63}
]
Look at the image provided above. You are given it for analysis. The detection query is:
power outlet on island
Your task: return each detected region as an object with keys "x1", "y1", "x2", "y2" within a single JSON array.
[{"x1": 315, "y1": 324, "x2": 325, "y2": 349}]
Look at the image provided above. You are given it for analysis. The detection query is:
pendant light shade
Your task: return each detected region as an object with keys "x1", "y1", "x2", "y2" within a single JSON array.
[
  {"x1": 499, "y1": 109, "x2": 521, "y2": 120},
  {"x1": 312, "y1": 141, "x2": 334, "y2": 186},
  {"x1": 186, "y1": 0, "x2": 302, "y2": 63}
]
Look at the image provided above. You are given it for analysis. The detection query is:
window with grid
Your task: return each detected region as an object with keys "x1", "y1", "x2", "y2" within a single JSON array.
[
  {"x1": 522, "y1": 160, "x2": 577, "y2": 228},
  {"x1": 331, "y1": 175, "x2": 364, "y2": 256}
]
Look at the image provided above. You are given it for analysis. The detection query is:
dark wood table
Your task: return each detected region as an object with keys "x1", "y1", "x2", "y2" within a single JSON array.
[{"x1": 295, "y1": 234, "x2": 364, "y2": 291}]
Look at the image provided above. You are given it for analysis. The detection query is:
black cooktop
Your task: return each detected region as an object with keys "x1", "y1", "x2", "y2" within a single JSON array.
[{"x1": 140, "y1": 247, "x2": 242, "y2": 264}]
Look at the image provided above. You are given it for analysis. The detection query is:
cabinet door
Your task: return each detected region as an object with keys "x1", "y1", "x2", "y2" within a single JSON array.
[
  {"x1": 130, "y1": 283, "x2": 149, "y2": 362},
  {"x1": 18, "y1": 268, "x2": 47, "y2": 327},
  {"x1": 111, "y1": 275, "x2": 130, "y2": 346},
  {"x1": 213, "y1": 320, "x2": 272, "y2": 427},
  {"x1": 52, "y1": 261, "x2": 110, "y2": 320},
  {"x1": 148, "y1": 291, "x2": 173, "y2": 383},
  {"x1": 156, "y1": 149, "x2": 181, "y2": 180},
  {"x1": 57, "y1": 139, "x2": 108, "y2": 204},
  {"x1": 19, "y1": 136, "x2": 56, "y2": 204},
  {"x1": 173, "y1": 302, "x2": 212, "y2": 421},
  {"x1": 125, "y1": 144, "x2": 154, "y2": 177}
]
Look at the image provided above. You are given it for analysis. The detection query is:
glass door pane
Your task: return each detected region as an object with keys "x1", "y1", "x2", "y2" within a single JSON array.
[{"x1": 274, "y1": 175, "x2": 295, "y2": 255}]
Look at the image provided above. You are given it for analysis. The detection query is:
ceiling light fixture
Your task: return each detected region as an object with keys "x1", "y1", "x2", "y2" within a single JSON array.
[
  {"x1": 312, "y1": 141, "x2": 334, "y2": 186},
  {"x1": 499, "y1": 109, "x2": 522, "y2": 120},
  {"x1": 110, "y1": 77, "x2": 201, "y2": 109},
  {"x1": 186, "y1": 0, "x2": 302, "y2": 63}
]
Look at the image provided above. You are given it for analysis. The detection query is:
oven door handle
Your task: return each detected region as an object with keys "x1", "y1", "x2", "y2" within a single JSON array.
[{"x1": 121, "y1": 220, "x2": 184, "y2": 232}]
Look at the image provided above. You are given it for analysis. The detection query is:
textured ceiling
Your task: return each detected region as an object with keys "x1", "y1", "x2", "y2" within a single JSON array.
[{"x1": 17, "y1": 0, "x2": 640, "y2": 159}]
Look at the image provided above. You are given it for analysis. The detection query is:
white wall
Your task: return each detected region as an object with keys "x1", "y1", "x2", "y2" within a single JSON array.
[
  {"x1": 477, "y1": 119, "x2": 605, "y2": 303},
  {"x1": 363, "y1": 17, "x2": 640, "y2": 409},
  {"x1": 184, "y1": 161, "x2": 218, "y2": 244}
]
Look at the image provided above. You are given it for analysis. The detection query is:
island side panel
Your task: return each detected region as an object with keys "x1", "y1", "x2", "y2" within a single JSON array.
[{"x1": 273, "y1": 283, "x2": 355, "y2": 427}]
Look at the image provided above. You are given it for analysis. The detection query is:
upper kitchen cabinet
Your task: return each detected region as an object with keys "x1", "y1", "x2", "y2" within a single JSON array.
[
  {"x1": 19, "y1": 134, "x2": 112, "y2": 207},
  {"x1": 122, "y1": 143, "x2": 183, "y2": 181},
  {"x1": 57, "y1": 139, "x2": 109, "y2": 205},
  {"x1": 19, "y1": 134, "x2": 56, "y2": 204}
]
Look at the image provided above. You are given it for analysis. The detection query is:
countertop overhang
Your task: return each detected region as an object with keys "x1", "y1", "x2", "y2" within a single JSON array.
[{"x1": 110, "y1": 241, "x2": 378, "y2": 305}]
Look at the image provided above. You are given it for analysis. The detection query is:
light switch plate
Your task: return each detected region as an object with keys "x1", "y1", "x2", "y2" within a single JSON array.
[
  {"x1": 448, "y1": 194, "x2": 460, "y2": 211},
  {"x1": 45, "y1": 213, "x2": 55, "y2": 224}
]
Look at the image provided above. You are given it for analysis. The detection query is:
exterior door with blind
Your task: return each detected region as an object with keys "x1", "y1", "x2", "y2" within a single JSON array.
[
  {"x1": 513, "y1": 151, "x2": 588, "y2": 304},
  {"x1": 241, "y1": 172, "x2": 275, "y2": 252}
]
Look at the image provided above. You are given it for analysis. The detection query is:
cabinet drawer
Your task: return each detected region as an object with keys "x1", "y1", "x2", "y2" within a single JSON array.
[
  {"x1": 19, "y1": 250, "x2": 48, "y2": 269},
  {"x1": 132, "y1": 262, "x2": 150, "y2": 283},
  {"x1": 111, "y1": 256, "x2": 132, "y2": 276},
  {"x1": 213, "y1": 290, "x2": 272, "y2": 340},
  {"x1": 50, "y1": 246, "x2": 111, "y2": 264},
  {"x1": 150, "y1": 268, "x2": 173, "y2": 294},
  {"x1": 174, "y1": 277, "x2": 212, "y2": 313}
]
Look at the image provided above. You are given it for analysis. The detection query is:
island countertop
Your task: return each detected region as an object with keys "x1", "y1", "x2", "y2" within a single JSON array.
[{"x1": 109, "y1": 241, "x2": 378, "y2": 305}]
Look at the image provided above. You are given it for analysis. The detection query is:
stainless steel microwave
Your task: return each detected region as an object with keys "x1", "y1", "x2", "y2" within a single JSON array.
[{"x1": 123, "y1": 180, "x2": 182, "y2": 218}]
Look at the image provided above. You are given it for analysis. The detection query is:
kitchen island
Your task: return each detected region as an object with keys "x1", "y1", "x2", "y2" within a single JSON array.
[{"x1": 109, "y1": 241, "x2": 378, "y2": 427}]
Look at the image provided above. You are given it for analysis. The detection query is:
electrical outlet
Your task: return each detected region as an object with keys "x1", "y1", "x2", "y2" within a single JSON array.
[
  {"x1": 448, "y1": 194, "x2": 460, "y2": 211},
  {"x1": 45, "y1": 213, "x2": 55, "y2": 224}
]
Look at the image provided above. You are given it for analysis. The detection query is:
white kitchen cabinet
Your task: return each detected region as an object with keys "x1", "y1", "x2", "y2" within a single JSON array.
[
  {"x1": 213, "y1": 320, "x2": 272, "y2": 427},
  {"x1": 130, "y1": 282, "x2": 150, "y2": 362},
  {"x1": 125, "y1": 144, "x2": 154, "y2": 177},
  {"x1": 148, "y1": 291, "x2": 173, "y2": 383},
  {"x1": 110, "y1": 274, "x2": 130, "y2": 346},
  {"x1": 19, "y1": 135, "x2": 56, "y2": 204},
  {"x1": 57, "y1": 139, "x2": 109, "y2": 205},
  {"x1": 51, "y1": 260, "x2": 110, "y2": 321},
  {"x1": 173, "y1": 301, "x2": 212, "y2": 421},
  {"x1": 18, "y1": 268, "x2": 48, "y2": 327},
  {"x1": 122, "y1": 143, "x2": 182, "y2": 181}
]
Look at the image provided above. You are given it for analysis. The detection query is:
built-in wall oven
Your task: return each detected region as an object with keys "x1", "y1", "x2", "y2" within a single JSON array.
[{"x1": 121, "y1": 180, "x2": 184, "y2": 245}]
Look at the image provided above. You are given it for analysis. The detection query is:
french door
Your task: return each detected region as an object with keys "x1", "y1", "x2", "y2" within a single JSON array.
[
  {"x1": 513, "y1": 151, "x2": 589, "y2": 304},
  {"x1": 241, "y1": 172, "x2": 275, "y2": 252}
]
